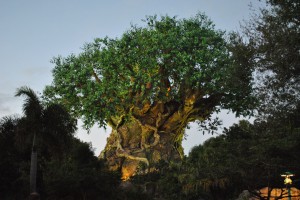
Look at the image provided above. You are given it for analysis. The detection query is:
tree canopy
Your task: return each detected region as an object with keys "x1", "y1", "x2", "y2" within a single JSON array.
[
  {"x1": 45, "y1": 13, "x2": 255, "y2": 129},
  {"x1": 15, "y1": 86, "x2": 77, "y2": 160},
  {"x1": 235, "y1": 0, "x2": 300, "y2": 116}
]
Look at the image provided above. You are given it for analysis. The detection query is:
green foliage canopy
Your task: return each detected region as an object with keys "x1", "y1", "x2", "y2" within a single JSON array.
[
  {"x1": 45, "y1": 13, "x2": 255, "y2": 128},
  {"x1": 236, "y1": 0, "x2": 300, "y2": 115},
  {"x1": 184, "y1": 102, "x2": 300, "y2": 198}
]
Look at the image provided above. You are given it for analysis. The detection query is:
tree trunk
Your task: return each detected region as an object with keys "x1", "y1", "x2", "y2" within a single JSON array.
[
  {"x1": 30, "y1": 134, "x2": 37, "y2": 194},
  {"x1": 30, "y1": 150, "x2": 37, "y2": 192},
  {"x1": 99, "y1": 99, "x2": 203, "y2": 180}
]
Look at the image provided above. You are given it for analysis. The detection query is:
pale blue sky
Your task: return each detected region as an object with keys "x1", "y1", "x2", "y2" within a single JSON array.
[{"x1": 0, "y1": 0, "x2": 264, "y2": 155}]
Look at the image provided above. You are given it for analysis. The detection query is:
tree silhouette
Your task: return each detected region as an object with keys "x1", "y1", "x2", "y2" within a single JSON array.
[{"x1": 15, "y1": 86, "x2": 77, "y2": 196}]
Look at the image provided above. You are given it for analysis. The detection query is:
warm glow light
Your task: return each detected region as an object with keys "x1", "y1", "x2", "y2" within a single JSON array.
[
  {"x1": 284, "y1": 177, "x2": 293, "y2": 185},
  {"x1": 281, "y1": 172, "x2": 295, "y2": 185}
]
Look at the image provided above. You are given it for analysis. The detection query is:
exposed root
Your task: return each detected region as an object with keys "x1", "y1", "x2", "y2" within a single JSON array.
[
  {"x1": 116, "y1": 151, "x2": 149, "y2": 166},
  {"x1": 114, "y1": 114, "x2": 149, "y2": 166},
  {"x1": 132, "y1": 112, "x2": 162, "y2": 149},
  {"x1": 173, "y1": 130, "x2": 185, "y2": 159},
  {"x1": 145, "y1": 112, "x2": 161, "y2": 147},
  {"x1": 131, "y1": 116, "x2": 148, "y2": 149},
  {"x1": 145, "y1": 124, "x2": 160, "y2": 147}
]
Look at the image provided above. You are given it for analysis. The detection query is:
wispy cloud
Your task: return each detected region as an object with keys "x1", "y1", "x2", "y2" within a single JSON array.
[
  {"x1": 0, "y1": 93, "x2": 20, "y2": 118},
  {"x1": 21, "y1": 66, "x2": 51, "y2": 77}
]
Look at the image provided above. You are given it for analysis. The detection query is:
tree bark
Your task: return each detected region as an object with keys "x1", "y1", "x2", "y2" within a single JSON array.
[
  {"x1": 30, "y1": 134, "x2": 38, "y2": 194},
  {"x1": 99, "y1": 98, "x2": 205, "y2": 180}
]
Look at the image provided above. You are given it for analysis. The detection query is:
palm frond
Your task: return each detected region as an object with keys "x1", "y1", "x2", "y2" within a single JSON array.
[{"x1": 15, "y1": 86, "x2": 43, "y2": 119}]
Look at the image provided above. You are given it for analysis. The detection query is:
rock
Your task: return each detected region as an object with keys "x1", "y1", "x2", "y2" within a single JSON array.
[{"x1": 236, "y1": 190, "x2": 252, "y2": 200}]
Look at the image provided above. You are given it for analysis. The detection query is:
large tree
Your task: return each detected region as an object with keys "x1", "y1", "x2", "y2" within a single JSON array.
[
  {"x1": 235, "y1": 0, "x2": 300, "y2": 117},
  {"x1": 45, "y1": 14, "x2": 255, "y2": 179}
]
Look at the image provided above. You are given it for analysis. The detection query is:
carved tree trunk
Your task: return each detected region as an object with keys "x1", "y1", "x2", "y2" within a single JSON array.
[{"x1": 100, "y1": 95, "x2": 215, "y2": 180}]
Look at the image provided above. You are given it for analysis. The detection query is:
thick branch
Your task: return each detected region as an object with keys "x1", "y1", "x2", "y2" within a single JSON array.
[
  {"x1": 92, "y1": 69, "x2": 101, "y2": 83},
  {"x1": 132, "y1": 110, "x2": 161, "y2": 149}
]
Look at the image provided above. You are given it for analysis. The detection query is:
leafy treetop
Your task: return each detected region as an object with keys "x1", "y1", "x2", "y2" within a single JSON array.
[
  {"x1": 238, "y1": 0, "x2": 300, "y2": 116},
  {"x1": 45, "y1": 13, "x2": 255, "y2": 128}
]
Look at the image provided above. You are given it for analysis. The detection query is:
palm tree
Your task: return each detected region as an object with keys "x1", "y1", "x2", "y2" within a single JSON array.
[
  {"x1": 15, "y1": 86, "x2": 77, "y2": 196},
  {"x1": 15, "y1": 86, "x2": 42, "y2": 196}
]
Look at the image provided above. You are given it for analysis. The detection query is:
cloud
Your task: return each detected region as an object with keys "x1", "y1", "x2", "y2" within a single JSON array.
[
  {"x1": 0, "y1": 103, "x2": 12, "y2": 118},
  {"x1": 21, "y1": 66, "x2": 51, "y2": 77},
  {"x1": 21, "y1": 66, "x2": 52, "y2": 80},
  {"x1": 0, "y1": 104, "x2": 10, "y2": 113},
  {"x1": 0, "y1": 93, "x2": 21, "y2": 118}
]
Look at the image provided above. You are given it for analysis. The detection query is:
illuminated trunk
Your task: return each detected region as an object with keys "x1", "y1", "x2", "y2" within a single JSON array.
[{"x1": 100, "y1": 97, "x2": 213, "y2": 180}]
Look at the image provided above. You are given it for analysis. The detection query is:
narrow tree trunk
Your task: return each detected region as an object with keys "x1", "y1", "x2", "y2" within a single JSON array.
[
  {"x1": 30, "y1": 150, "x2": 37, "y2": 191},
  {"x1": 30, "y1": 134, "x2": 38, "y2": 194}
]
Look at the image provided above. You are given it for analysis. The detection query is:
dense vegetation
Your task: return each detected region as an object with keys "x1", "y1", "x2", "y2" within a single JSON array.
[
  {"x1": 1, "y1": 0, "x2": 299, "y2": 199},
  {"x1": 0, "y1": 87, "x2": 121, "y2": 199},
  {"x1": 129, "y1": 105, "x2": 300, "y2": 199},
  {"x1": 44, "y1": 12, "x2": 255, "y2": 179},
  {"x1": 1, "y1": 91, "x2": 299, "y2": 199},
  {"x1": 233, "y1": 0, "x2": 300, "y2": 117}
]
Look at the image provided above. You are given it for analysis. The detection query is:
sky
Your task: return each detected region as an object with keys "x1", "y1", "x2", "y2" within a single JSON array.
[{"x1": 0, "y1": 0, "x2": 264, "y2": 156}]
